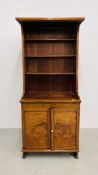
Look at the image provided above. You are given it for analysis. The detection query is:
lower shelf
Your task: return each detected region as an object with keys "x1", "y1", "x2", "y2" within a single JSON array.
[{"x1": 23, "y1": 92, "x2": 79, "y2": 101}]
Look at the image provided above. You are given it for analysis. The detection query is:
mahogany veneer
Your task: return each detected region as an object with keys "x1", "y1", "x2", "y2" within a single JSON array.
[{"x1": 16, "y1": 17, "x2": 85, "y2": 158}]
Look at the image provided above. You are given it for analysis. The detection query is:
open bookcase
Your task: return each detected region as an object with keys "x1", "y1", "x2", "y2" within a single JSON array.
[
  {"x1": 23, "y1": 22, "x2": 78, "y2": 100},
  {"x1": 16, "y1": 17, "x2": 85, "y2": 158}
]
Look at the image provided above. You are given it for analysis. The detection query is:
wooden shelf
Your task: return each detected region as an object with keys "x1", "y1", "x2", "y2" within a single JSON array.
[
  {"x1": 25, "y1": 55, "x2": 76, "y2": 58},
  {"x1": 25, "y1": 72, "x2": 76, "y2": 75},
  {"x1": 24, "y1": 39, "x2": 76, "y2": 41},
  {"x1": 21, "y1": 97, "x2": 80, "y2": 102},
  {"x1": 23, "y1": 91, "x2": 78, "y2": 100}
]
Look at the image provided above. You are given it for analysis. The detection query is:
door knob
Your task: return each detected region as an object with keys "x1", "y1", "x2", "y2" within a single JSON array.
[{"x1": 51, "y1": 130, "x2": 53, "y2": 133}]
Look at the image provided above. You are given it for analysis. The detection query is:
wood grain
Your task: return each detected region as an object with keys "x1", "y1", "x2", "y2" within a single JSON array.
[
  {"x1": 52, "y1": 109, "x2": 77, "y2": 149},
  {"x1": 16, "y1": 17, "x2": 84, "y2": 156},
  {"x1": 23, "y1": 110, "x2": 51, "y2": 149}
]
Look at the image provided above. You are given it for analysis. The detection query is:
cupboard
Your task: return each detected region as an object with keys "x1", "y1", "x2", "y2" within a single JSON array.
[{"x1": 16, "y1": 17, "x2": 85, "y2": 158}]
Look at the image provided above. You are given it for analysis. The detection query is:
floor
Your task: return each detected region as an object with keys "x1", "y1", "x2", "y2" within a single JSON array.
[{"x1": 0, "y1": 129, "x2": 98, "y2": 175}]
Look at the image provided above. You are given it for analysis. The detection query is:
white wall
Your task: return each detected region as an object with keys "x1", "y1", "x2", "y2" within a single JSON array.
[{"x1": 0, "y1": 0, "x2": 98, "y2": 128}]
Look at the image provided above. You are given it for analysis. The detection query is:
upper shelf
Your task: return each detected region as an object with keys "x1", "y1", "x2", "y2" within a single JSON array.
[
  {"x1": 16, "y1": 17, "x2": 85, "y2": 24},
  {"x1": 24, "y1": 55, "x2": 76, "y2": 58},
  {"x1": 25, "y1": 72, "x2": 76, "y2": 75},
  {"x1": 24, "y1": 39, "x2": 76, "y2": 41}
]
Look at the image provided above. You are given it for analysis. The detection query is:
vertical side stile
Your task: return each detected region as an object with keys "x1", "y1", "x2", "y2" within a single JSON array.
[
  {"x1": 21, "y1": 24, "x2": 25, "y2": 96},
  {"x1": 76, "y1": 24, "x2": 80, "y2": 96}
]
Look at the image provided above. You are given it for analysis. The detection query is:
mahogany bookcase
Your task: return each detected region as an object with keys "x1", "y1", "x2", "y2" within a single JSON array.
[{"x1": 16, "y1": 17, "x2": 85, "y2": 158}]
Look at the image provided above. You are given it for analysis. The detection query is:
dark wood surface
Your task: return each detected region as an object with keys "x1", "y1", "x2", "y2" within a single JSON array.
[
  {"x1": 16, "y1": 17, "x2": 84, "y2": 158},
  {"x1": 23, "y1": 21, "x2": 77, "y2": 99}
]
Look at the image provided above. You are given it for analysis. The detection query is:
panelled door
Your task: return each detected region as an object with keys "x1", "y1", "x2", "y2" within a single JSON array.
[
  {"x1": 24, "y1": 109, "x2": 51, "y2": 150},
  {"x1": 23, "y1": 107, "x2": 78, "y2": 151},
  {"x1": 51, "y1": 108, "x2": 78, "y2": 150}
]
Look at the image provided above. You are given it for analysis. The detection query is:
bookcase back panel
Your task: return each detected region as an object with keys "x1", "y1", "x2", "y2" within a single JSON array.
[
  {"x1": 23, "y1": 23, "x2": 77, "y2": 40},
  {"x1": 24, "y1": 28, "x2": 76, "y2": 40},
  {"x1": 24, "y1": 41, "x2": 76, "y2": 56},
  {"x1": 25, "y1": 58, "x2": 76, "y2": 73},
  {"x1": 25, "y1": 75, "x2": 76, "y2": 98}
]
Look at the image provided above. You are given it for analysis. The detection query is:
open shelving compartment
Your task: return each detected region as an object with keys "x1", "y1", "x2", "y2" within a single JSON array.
[{"x1": 22, "y1": 21, "x2": 78, "y2": 100}]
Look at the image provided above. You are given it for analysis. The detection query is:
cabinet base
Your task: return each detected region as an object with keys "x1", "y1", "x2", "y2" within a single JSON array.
[{"x1": 22, "y1": 152, "x2": 79, "y2": 159}]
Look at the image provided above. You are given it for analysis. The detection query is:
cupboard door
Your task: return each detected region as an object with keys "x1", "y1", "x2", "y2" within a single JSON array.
[
  {"x1": 24, "y1": 110, "x2": 50, "y2": 149},
  {"x1": 52, "y1": 109, "x2": 78, "y2": 150}
]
